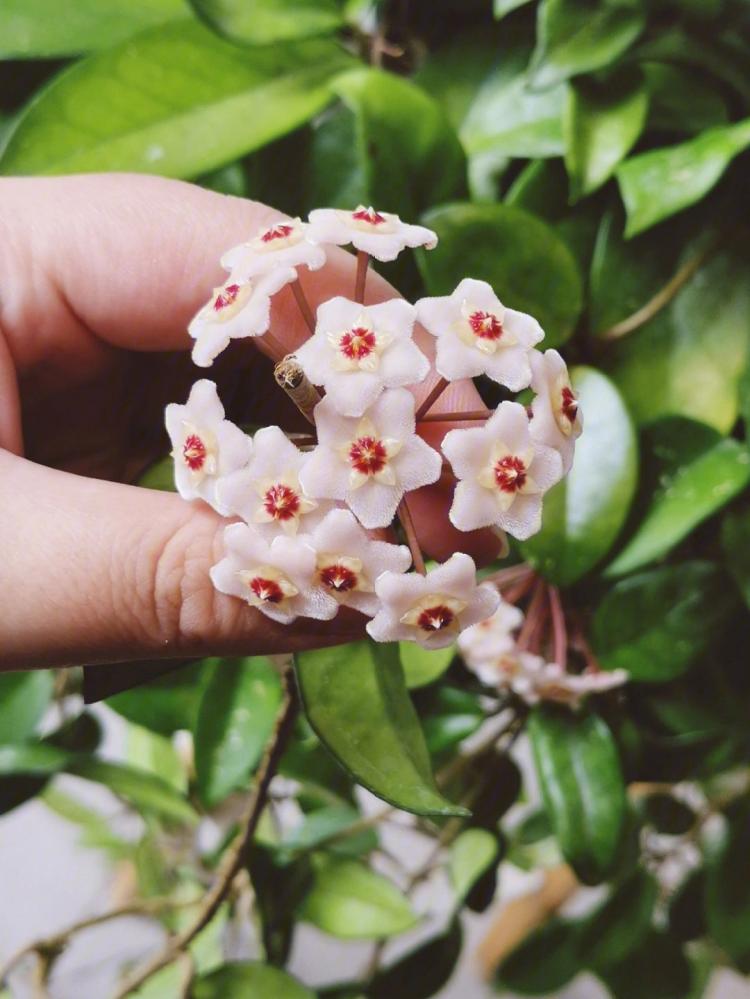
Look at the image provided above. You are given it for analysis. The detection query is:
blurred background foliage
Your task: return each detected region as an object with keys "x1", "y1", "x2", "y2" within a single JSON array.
[{"x1": 2, "y1": 0, "x2": 750, "y2": 996}]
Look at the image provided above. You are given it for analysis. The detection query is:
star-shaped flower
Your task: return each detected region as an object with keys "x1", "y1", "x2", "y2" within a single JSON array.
[
  {"x1": 472, "y1": 651, "x2": 627, "y2": 708},
  {"x1": 165, "y1": 380, "x2": 252, "y2": 514},
  {"x1": 366, "y1": 553, "x2": 500, "y2": 650},
  {"x1": 294, "y1": 297, "x2": 429, "y2": 417},
  {"x1": 210, "y1": 524, "x2": 338, "y2": 625},
  {"x1": 442, "y1": 401, "x2": 562, "y2": 540},
  {"x1": 299, "y1": 389, "x2": 442, "y2": 529},
  {"x1": 218, "y1": 426, "x2": 330, "y2": 537},
  {"x1": 188, "y1": 268, "x2": 297, "y2": 367},
  {"x1": 307, "y1": 508, "x2": 412, "y2": 617},
  {"x1": 416, "y1": 278, "x2": 543, "y2": 390},
  {"x1": 457, "y1": 599, "x2": 524, "y2": 683},
  {"x1": 220, "y1": 217, "x2": 326, "y2": 280},
  {"x1": 529, "y1": 349, "x2": 583, "y2": 475},
  {"x1": 307, "y1": 206, "x2": 438, "y2": 262}
]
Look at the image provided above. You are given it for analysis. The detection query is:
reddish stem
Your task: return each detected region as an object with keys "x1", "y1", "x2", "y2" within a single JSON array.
[
  {"x1": 415, "y1": 378, "x2": 450, "y2": 422},
  {"x1": 418, "y1": 409, "x2": 492, "y2": 424},
  {"x1": 501, "y1": 572, "x2": 537, "y2": 607},
  {"x1": 261, "y1": 330, "x2": 289, "y2": 361},
  {"x1": 548, "y1": 585, "x2": 567, "y2": 670},
  {"x1": 397, "y1": 498, "x2": 426, "y2": 575},
  {"x1": 291, "y1": 277, "x2": 315, "y2": 334},
  {"x1": 354, "y1": 250, "x2": 370, "y2": 304},
  {"x1": 516, "y1": 577, "x2": 547, "y2": 652}
]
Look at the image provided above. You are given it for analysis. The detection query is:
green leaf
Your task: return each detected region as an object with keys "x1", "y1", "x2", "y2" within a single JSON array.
[
  {"x1": 496, "y1": 919, "x2": 581, "y2": 994},
  {"x1": 189, "y1": 0, "x2": 343, "y2": 45},
  {"x1": 126, "y1": 723, "x2": 186, "y2": 793},
  {"x1": 193, "y1": 961, "x2": 315, "y2": 999},
  {"x1": 593, "y1": 563, "x2": 735, "y2": 682},
  {"x1": 278, "y1": 803, "x2": 377, "y2": 860},
  {"x1": 108, "y1": 660, "x2": 209, "y2": 735},
  {"x1": 195, "y1": 657, "x2": 281, "y2": 807},
  {"x1": 495, "y1": 0, "x2": 535, "y2": 16},
  {"x1": 642, "y1": 62, "x2": 728, "y2": 136},
  {"x1": 68, "y1": 759, "x2": 198, "y2": 825},
  {"x1": 530, "y1": 0, "x2": 646, "y2": 90},
  {"x1": 0, "y1": 671, "x2": 54, "y2": 743},
  {"x1": 296, "y1": 641, "x2": 465, "y2": 817},
  {"x1": 617, "y1": 119, "x2": 750, "y2": 236},
  {"x1": 247, "y1": 845, "x2": 314, "y2": 965},
  {"x1": 521, "y1": 367, "x2": 638, "y2": 585},
  {"x1": 0, "y1": 23, "x2": 353, "y2": 177},
  {"x1": 0, "y1": 743, "x2": 69, "y2": 777},
  {"x1": 418, "y1": 203, "x2": 582, "y2": 349},
  {"x1": 529, "y1": 706, "x2": 626, "y2": 884},
  {"x1": 448, "y1": 829, "x2": 499, "y2": 904},
  {"x1": 564, "y1": 67, "x2": 648, "y2": 200},
  {"x1": 578, "y1": 868, "x2": 657, "y2": 969},
  {"x1": 705, "y1": 802, "x2": 750, "y2": 968},
  {"x1": 368, "y1": 919, "x2": 463, "y2": 999},
  {"x1": 606, "y1": 439, "x2": 750, "y2": 576},
  {"x1": 0, "y1": 0, "x2": 187, "y2": 58},
  {"x1": 400, "y1": 643, "x2": 455, "y2": 689},
  {"x1": 300, "y1": 857, "x2": 417, "y2": 938},
  {"x1": 598, "y1": 929, "x2": 691, "y2": 998},
  {"x1": 721, "y1": 507, "x2": 750, "y2": 609}
]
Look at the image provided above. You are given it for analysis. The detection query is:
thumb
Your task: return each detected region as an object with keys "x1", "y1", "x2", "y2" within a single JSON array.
[{"x1": 0, "y1": 452, "x2": 364, "y2": 671}]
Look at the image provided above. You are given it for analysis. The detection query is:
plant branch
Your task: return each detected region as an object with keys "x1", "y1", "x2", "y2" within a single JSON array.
[
  {"x1": 415, "y1": 378, "x2": 450, "y2": 421},
  {"x1": 418, "y1": 409, "x2": 493, "y2": 423}
]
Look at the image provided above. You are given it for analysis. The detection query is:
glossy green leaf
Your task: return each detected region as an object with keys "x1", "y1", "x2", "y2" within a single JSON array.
[
  {"x1": 195, "y1": 657, "x2": 281, "y2": 807},
  {"x1": 126, "y1": 723, "x2": 186, "y2": 793},
  {"x1": 635, "y1": 27, "x2": 750, "y2": 104},
  {"x1": 400, "y1": 643, "x2": 455, "y2": 689},
  {"x1": 193, "y1": 961, "x2": 314, "y2": 999},
  {"x1": 418, "y1": 203, "x2": 582, "y2": 348},
  {"x1": 300, "y1": 857, "x2": 417, "y2": 938},
  {"x1": 642, "y1": 63, "x2": 728, "y2": 136},
  {"x1": 0, "y1": 743, "x2": 69, "y2": 777},
  {"x1": 0, "y1": 24, "x2": 352, "y2": 177},
  {"x1": 598, "y1": 929, "x2": 691, "y2": 998},
  {"x1": 190, "y1": 0, "x2": 343, "y2": 45},
  {"x1": 495, "y1": 0, "x2": 535, "y2": 14},
  {"x1": 529, "y1": 0, "x2": 646, "y2": 90},
  {"x1": 721, "y1": 508, "x2": 750, "y2": 609},
  {"x1": 68, "y1": 759, "x2": 198, "y2": 825},
  {"x1": 278, "y1": 803, "x2": 377, "y2": 859},
  {"x1": 578, "y1": 868, "x2": 657, "y2": 969},
  {"x1": 564, "y1": 67, "x2": 648, "y2": 199},
  {"x1": 593, "y1": 563, "x2": 734, "y2": 682},
  {"x1": 521, "y1": 367, "x2": 638, "y2": 585},
  {"x1": 108, "y1": 660, "x2": 208, "y2": 735},
  {"x1": 449, "y1": 829, "x2": 499, "y2": 904},
  {"x1": 296, "y1": 641, "x2": 465, "y2": 817},
  {"x1": 368, "y1": 919, "x2": 462, "y2": 999},
  {"x1": 706, "y1": 802, "x2": 750, "y2": 968},
  {"x1": 606, "y1": 439, "x2": 750, "y2": 576},
  {"x1": 0, "y1": 671, "x2": 54, "y2": 743},
  {"x1": 247, "y1": 845, "x2": 313, "y2": 965},
  {"x1": 617, "y1": 119, "x2": 750, "y2": 236},
  {"x1": 0, "y1": 0, "x2": 187, "y2": 58},
  {"x1": 496, "y1": 919, "x2": 581, "y2": 994},
  {"x1": 529, "y1": 706, "x2": 626, "y2": 884}
]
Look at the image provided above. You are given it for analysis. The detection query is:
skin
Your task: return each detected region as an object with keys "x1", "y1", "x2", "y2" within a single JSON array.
[{"x1": 0, "y1": 174, "x2": 500, "y2": 671}]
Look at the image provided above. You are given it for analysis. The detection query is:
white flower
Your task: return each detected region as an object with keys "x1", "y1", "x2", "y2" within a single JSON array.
[
  {"x1": 294, "y1": 297, "x2": 429, "y2": 417},
  {"x1": 165, "y1": 380, "x2": 252, "y2": 514},
  {"x1": 307, "y1": 206, "x2": 438, "y2": 262},
  {"x1": 474, "y1": 651, "x2": 628, "y2": 708},
  {"x1": 442, "y1": 401, "x2": 562, "y2": 540},
  {"x1": 307, "y1": 508, "x2": 412, "y2": 617},
  {"x1": 299, "y1": 389, "x2": 442, "y2": 529},
  {"x1": 458, "y1": 599, "x2": 524, "y2": 677},
  {"x1": 220, "y1": 217, "x2": 326, "y2": 279},
  {"x1": 210, "y1": 524, "x2": 338, "y2": 625},
  {"x1": 188, "y1": 268, "x2": 297, "y2": 367},
  {"x1": 416, "y1": 278, "x2": 543, "y2": 390},
  {"x1": 529, "y1": 349, "x2": 583, "y2": 475},
  {"x1": 217, "y1": 426, "x2": 331, "y2": 537},
  {"x1": 367, "y1": 553, "x2": 500, "y2": 650}
]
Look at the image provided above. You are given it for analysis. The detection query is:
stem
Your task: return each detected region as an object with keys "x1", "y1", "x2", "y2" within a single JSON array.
[
  {"x1": 418, "y1": 409, "x2": 492, "y2": 424},
  {"x1": 548, "y1": 585, "x2": 567, "y2": 670},
  {"x1": 485, "y1": 564, "x2": 533, "y2": 588},
  {"x1": 273, "y1": 355, "x2": 320, "y2": 425},
  {"x1": 501, "y1": 572, "x2": 537, "y2": 607},
  {"x1": 111, "y1": 667, "x2": 299, "y2": 999},
  {"x1": 261, "y1": 330, "x2": 290, "y2": 361},
  {"x1": 397, "y1": 498, "x2": 426, "y2": 574},
  {"x1": 415, "y1": 378, "x2": 450, "y2": 421},
  {"x1": 516, "y1": 578, "x2": 547, "y2": 653},
  {"x1": 290, "y1": 277, "x2": 315, "y2": 334},
  {"x1": 354, "y1": 250, "x2": 370, "y2": 304}
]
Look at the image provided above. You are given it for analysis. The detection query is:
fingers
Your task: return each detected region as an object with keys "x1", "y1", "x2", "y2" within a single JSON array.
[{"x1": 0, "y1": 451, "x2": 364, "y2": 671}]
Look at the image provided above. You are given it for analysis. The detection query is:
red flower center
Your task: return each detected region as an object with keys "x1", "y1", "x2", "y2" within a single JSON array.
[
  {"x1": 417, "y1": 605, "x2": 456, "y2": 632},
  {"x1": 213, "y1": 283, "x2": 241, "y2": 311},
  {"x1": 248, "y1": 577, "x2": 284, "y2": 604},
  {"x1": 261, "y1": 222, "x2": 294, "y2": 243},
  {"x1": 182, "y1": 434, "x2": 207, "y2": 471},
  {"x1": 320, "y1": 564, "x2": 358, "y2": 592},
  {"x1": 340, "y1": 327, "x2": 376, "y2": 360},
  {"x1": 494, "y1": 455, "x2": 527, "y2": 493},
  {"x1": 349, "y1": 436, "x2": 388, "y2": 476},
  {"x1": 468, "y1": 310, "x2": 503, "y2": 341},
  {"x1": 352, "y1": 207, "x2": 386, "y2": 226},
  {"x1": 263, "y1": 483, "x2": 301, "y2": 522},
  {"x1": 561, "y1": 386, "x2": 578, "y2": 424}
]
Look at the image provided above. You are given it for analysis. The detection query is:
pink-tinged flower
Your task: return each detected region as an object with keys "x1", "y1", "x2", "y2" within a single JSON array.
[
  {"x1": 299, "y1": 389, "x2": 442, "y2": 529},
  {"x1": 367, "y1": 553, "x2": 500, "y2": 650},
  {"x1": 217, "y1": 426, "x2": 330, "y2": 537},
  {"x1": 165, "y1": 380, "x2": 252, "y2": 514},
  {"x1": 442, "y1": 401, "x2": 562, "y2": 540},
  {"x1": 529, "y1": 349, "x2": 583, "y2": 475},
  {"x1": 415, "y1": 278, "x2": 543, "y2": 390},
  {"x1": 294, "y1": 297, "x2": 429, "y2": 417},
  {"x1": 472, "y1": 651, "x2": 627, "y2": 707},
  {"x1": 308, "y1": 508, "x2": 412, "y2": 616},
  {"x1": 457, "y1": 599, "x2": 523, "y2": 680},
  {"x1": 220, "y1": 217, "x2": 326, "y2": 279},
  {"x1": 307, "y1": 206, "x2": 438, "y2": 262},
  {"x1": 210, "y1": 524, "x2": 338, "y2": 625},
  {"x1": 188, "y1": 268, "x2": 297, "y2": 367}
]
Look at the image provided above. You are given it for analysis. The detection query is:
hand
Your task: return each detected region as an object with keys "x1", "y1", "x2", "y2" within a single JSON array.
[{"x1": 0, "y1": 174, "x2": 499, "y2": 671}]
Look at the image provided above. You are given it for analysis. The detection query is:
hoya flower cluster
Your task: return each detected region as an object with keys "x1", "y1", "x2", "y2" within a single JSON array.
[{"x1": 166, "y1": 205, "x2": 582, "y2": 649}]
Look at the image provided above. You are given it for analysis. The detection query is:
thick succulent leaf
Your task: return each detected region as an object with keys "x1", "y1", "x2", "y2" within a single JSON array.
[
  {"x1": 400, "y1": 643, "x2": 455, "y2": 689},
  {"x1": 495, "y1": 919, "x2": 581, "y2": 994},
  {"x1": 449, "y1": 828, "x2": 499, "y2": 904},
  {"x1": 193, "y1": 961, "x2": 315, "y2": 999},
  {"x1": 0, "y1": 671, "x2": 54, "y2": 743},
  {"x1": 189, "y1": 0, "x2": 343, "y2": 45},
  {"x1": 577, "y1": 868, "x2": 658, "y2": 969},
  {"x1": 368, "y1": 919, "x2": 463, "y2": 999}
]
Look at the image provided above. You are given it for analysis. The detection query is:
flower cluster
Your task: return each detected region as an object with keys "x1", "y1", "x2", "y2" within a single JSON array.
[{"x1": 166, "y1": 203, "x2": 583, "y2": 649}]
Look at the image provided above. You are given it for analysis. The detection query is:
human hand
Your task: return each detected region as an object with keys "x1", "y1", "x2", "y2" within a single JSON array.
[{"x1": 0, "y1": 173, "x2": 500, "y2": 671}]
